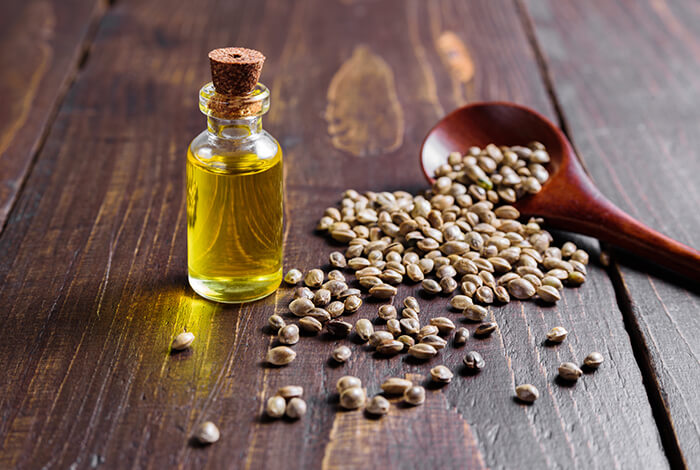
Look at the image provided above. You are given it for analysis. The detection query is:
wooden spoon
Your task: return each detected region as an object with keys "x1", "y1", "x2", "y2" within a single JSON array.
[{"x1": 420, "y1": 102, "x2": 700, "y2": 280}]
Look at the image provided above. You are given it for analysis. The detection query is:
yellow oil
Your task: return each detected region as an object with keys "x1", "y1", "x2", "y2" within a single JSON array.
[{"x1": 186, "y1": 146, "x2": 283, "y2": 303}]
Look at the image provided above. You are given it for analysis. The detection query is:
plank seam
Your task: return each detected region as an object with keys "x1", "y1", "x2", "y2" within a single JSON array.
[
  {"x1": 0, "y1": 0, "x2": 111, "y2": 236},
  {"x1": 513, "y1": 1, "x2": 687, "y2": 468}
]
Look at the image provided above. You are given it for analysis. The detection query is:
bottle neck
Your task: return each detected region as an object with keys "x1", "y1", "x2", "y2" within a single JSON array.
[{"x1": 207, "y1": 116, "x2": 262, "y2": 140}]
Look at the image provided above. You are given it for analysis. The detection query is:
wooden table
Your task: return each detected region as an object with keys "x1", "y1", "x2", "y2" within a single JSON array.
[{"x1": 1, "y1": 0, "x2": 698, "y2": 468}]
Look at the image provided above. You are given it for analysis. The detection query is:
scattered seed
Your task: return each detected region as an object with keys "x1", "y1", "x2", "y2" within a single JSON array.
[
  {"x1": 400, "y1": 318, "x2": 420, "y2": 335},
  {"x1": 336, "y1": 376, "x2": 361, "y2": 394},
  {"x1": 403, "y1": 386, "x2": 426, "y2": 406},
  {"x1": 194, "y1": 421, "x2": 220, "y2": 444},
  {"x1": 401, "y1": 307, "x2": 419, "y2": 321},
  {"x1": 284, "y1": 269, "x2": 303, "y2": 285},
  {"x1": 329, "y1": 251, "x2": 347, "y2": 268},
  {"x1": 454, "y1": 327, "x2": 469, "y2": 346},
  {"x1": 463, "y1": 351, "x2": 485, "y2": 371},
  {"x1": 332, "y1": 345, "x2": 352, "y2": 363},
  {"x1": 403, "y1": 296, "x2": 420, "y2": 312},
  {"x1": 515, "y1": 384, "x2": 539, "y2": 404},
  {"x1": 381, "y1": 377, "x2": 413, "y2": 395},
  {"x1": 277, "y1": 385, "x2": 303, "y2": 399},
  {"x1": 507, "y1": 278, "x2": 536, "y2": 299},
  {"x1": 366, "y1": 395, "x2": 390, "y2": 416},
  {"x1": 430, "y1": 317, "x2": 456, "y2": 335},
  {"x1": 546, "y1": 326, "x2": 568, "y2": 343},
  {"x1": 387, "y1": 319, "x2": 402, "y2": 336},
  {"x1": 172, "y1": 331, "x2": 195, "y2": 351},
  {"x1": 558, "y1": 362, "x2": 583, "y2": 381},
  {"x1": 422, "y1": 279, "x2": 442, "y2": 294},
  {"x1": 408, "y1": 343, "x2": 438, "y2": 360},
  {"x1": 397, "y1": 335, "x2": 415, "y2": 350},
  {"x1": 344, "y1": 295, "x2": 362, "y2": 313},
  {"x1": 326, "y1": 301, "x2": 345, "y2": 318},
  {"x1": 584, "y1": 352, "x2": 604, "y2": 369},
  {"x1": 286, "y1": 397, "x2": 307, "y2": 419},
  {"x1": 567, "y1": 271, "x2": 586, "y2": 286},
  {"x1": 355, "y1": 319, "x2": 374, "y2": 342},
  {"x1": 369, "y1": 331, "x2": 394, "y2": 348},
  {"x1": 430, "y1": 365, "x2": 453, "y2": 383},
  {"x1": 266, "y1": 396, "x2": 286, "y2": 418},
  {"x1": 268, "y1": 314, "x2": 286, "y2": 330},
  {"x1": 266, "y1": 346, "x2": 297, "y2": 366},
  {"x1": 536, "y1": 285, "x2": 561, "y2": 303},
  {"x1": 376, "y1": 339, "x2": 404, "y2": 355},
  {"x1": 294, "y1": 287, "x2": 314, "y2": 300},
  {"x1": 475, "y1": 322, "x2": 497, "y2": 337},
  {"x1": 326, "y1": 320, "x2": 352, "y2": 337},
  {"x1": 463, "y1": 304, "x2": 488, "y2": 322},
  {"x1": 378, "y1": 305, "x2": 398, "y2": 320},
  {"x1": 278, "y1": 324, "x2": 300, "y2": 345},
  {"x1": 450, "y1": 295, "x2": 473, "y2": 310},
  {"x1": 299, "y1": 316, "x2": 323, "y2": 334},
  {"x1": 304, "y1": 269, "x2": 324, "y2": 288},
  {"x1": 289, "y1": 298, "x2": 314, "y2": 317},
  {"x1": 340, "y1": 387, "x2": 366, "y2": 410}
]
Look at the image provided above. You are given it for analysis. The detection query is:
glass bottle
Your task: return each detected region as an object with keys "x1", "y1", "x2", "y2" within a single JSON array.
[{"x1": 186, "y1": 82, "x2": 283, "y2": 303}]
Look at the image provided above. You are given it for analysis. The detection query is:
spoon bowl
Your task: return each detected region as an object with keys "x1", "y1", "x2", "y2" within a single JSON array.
[{"x1": 420, "y1": 102, "x2": 700, "y2": 280}]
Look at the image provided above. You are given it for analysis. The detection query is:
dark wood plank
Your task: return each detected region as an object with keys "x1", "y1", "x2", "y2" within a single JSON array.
[
  {"x1": 0, "y1": 0, "x2": 105, "y2": 232},
  {"x1": 0, "y1": 0, "x2": 668, "y2": 468},
  {"x1": 524, "y1": 0, "x2": 700, "y2": 466}
]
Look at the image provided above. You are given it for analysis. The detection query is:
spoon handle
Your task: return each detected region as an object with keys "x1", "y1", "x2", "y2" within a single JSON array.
[{"x1": 543, "y1": 193, "x2": 700, "y2": 281}]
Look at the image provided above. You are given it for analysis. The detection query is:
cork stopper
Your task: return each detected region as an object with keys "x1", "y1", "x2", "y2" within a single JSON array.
[{"x1": 208, "y1": 47, "x2": 265, "y2": 96}]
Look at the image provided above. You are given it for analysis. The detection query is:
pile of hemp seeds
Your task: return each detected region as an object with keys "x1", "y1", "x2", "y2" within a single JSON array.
[{"x1": 183, "y1": 142, "x2": 606, "y2": 443}]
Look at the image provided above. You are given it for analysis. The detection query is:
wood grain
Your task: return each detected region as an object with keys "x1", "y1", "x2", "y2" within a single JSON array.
[
  {"x1": 0, "y1": 0, "x2": 673, "y2": 468},
  {"x1": 524, "y1": 0, "x2": 700, "y2": 466},
  {"x1": 0, "y1": 0, "x2": 105, "y2": 232}
]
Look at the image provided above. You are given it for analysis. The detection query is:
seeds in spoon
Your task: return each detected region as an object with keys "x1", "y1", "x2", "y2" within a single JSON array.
[
  {"x1": 332, "y1": 345, "x2": 352, "y2": 363},
  {"x1": 430, "y1": 365, "x2": 453, "y2": 384},
  {"x1": 558, "y1": 362, "x2": 583, "y2": 381},
  {"x1": 266, "y1": 396, "x2": 286, "y2": 418},
  {"x1": 194, "y1": 421, "x2": 220, "y2": 444},
  {"x1": 286, "y1": 398, "x2": 307, "y2": 419},
  {"x1": 172, "y1": 331, "x2": 195, "y2": 351},
  {"x1": 546, "y1": 326, "x2": 568, "y2": 343},
  {"x1": 584, "y1": 352, "x2": 604, "y2": 369},
  {"x1": 515, "y1": 384, "x2": 539, "y2": 404},
  {"x1": 366, "y1": 395, "x2": 390, "y2": 416},
  {"x1": 403, "y1": 386, "x2": 426, "y2": 406}
]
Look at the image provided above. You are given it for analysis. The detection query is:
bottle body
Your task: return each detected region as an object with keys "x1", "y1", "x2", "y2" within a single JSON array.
[{"x1": 186, "y1": 84, "x2": 283, "y2": 303}]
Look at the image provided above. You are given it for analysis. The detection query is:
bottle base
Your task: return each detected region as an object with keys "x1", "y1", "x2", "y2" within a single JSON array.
[{"x1": 188, "y1": 269, "x2": 282, "y2": 304}]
